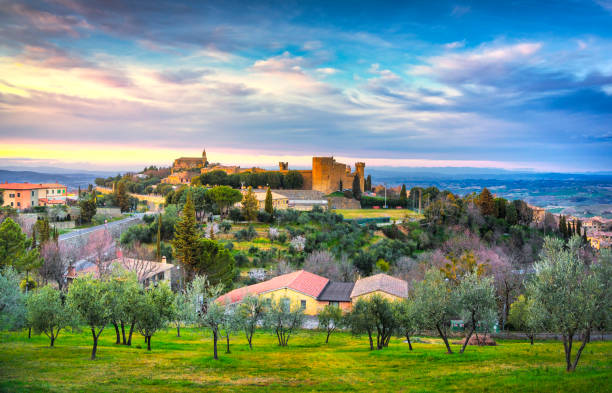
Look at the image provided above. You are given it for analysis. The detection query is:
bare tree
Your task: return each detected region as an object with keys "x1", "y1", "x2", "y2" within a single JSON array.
[
  {"x1": 303, "y1": 251, "x2": 356, "y2": 281},
  {"x1": 122, "y1": 242, "x2": 157, "y2": 283},
  {"x1": 84, "y1": 229, "x2": 114, "y2": 278},
  {"x1": 39, "y1": 241, "x2": 68, "y2": 291}
]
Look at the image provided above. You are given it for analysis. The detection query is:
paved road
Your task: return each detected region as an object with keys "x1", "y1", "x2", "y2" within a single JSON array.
[{"x1": 58, "y1": 213, "x2": 146, "y2": 242}]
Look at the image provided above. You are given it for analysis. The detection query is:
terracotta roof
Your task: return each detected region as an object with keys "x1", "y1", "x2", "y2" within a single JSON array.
[
  {"x1": 217, "y1": 270, "x2": 329, "y2": 304},
  {"x1": 318, "y1": 282, "x2": 354, "y2": 302},
  {"x1": 351, "y1": 274, "x2": 408, "y2": 299},
  {"x1": 0, "y1": 182, "x2": 66, "y2": 190}
]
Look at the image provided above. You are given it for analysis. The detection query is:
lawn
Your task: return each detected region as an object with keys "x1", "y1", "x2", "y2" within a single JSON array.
[
  {"x1": 334, "y1": 208, "x2": 423, "y2": 220},
  {"x1": 0, "y1": 328, "x2": 610, "y2": 392}
]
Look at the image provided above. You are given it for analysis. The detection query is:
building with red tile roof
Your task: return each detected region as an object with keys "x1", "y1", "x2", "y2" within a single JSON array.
[
  {"x1": 216, "y1": 270, "x2": 330, "y2": 315},
  {"x1": 0, "y1": 182, "x2": 67, "y2": 209}
]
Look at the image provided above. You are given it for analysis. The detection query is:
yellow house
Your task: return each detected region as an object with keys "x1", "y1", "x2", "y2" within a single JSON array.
[
  {"x1": 216, "y1": 270, "x2": 330, "y2": 315},
  {"x1": 350, "y1": 274, "x2": 408, "y2": 303}
]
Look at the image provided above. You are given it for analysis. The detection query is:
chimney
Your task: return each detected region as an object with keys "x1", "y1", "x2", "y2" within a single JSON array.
[
  {"x1": 67, "y1": 265, "x2": 76, "y2": 278},
  {"x1": 161, "y1": 256, "x2": 167, "y2": 264}
]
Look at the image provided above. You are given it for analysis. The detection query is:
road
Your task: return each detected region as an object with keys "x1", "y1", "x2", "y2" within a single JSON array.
[{"x1": 58, "y1": 213, "x2": 146, "y2": 242}]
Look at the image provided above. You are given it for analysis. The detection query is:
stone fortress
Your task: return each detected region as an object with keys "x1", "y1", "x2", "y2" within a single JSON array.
[{"x1": 165, "y1": 149, "x2": 365, "y2": 194}]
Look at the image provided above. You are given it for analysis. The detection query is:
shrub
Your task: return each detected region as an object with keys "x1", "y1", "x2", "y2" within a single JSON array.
[
  {"x1": 229, "y1": 208, "x2": 243, "y2": 223},
  {"x1": 257, "y1": 210, "x2": 273, "y2": 223}
]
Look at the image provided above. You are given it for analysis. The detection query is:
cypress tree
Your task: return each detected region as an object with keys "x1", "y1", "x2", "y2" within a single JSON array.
[
  {"x1": 156, "y1": 213, "x2": 162, "y2": 261},
  {"x1": 478, "y1": 188, "x2": 495, "y2": 216},
  {"x1": 242, "y1": 186, "x2": 258, "y2": 222},
  {"x1": 400, "y1": 184, "x2": 407, "y2": 200},
  {"x1": 352, "y1": 174, "x2": 362, "y2": 200},
  {"x1": 339, "y1": 180, "x2": 343, "y2": 191},
  {"x1": 559, "y1": 216, "x2": 567, "y2": 239},
  {"x1": 264, "y1": 187, "x2": 273, "y2": 215},
  {"x1": 172, "y1": 192, "x2": 199, "y2": 281},
  {"x1": 366, "y1": 175, "x2": 372, "y2": 191}
]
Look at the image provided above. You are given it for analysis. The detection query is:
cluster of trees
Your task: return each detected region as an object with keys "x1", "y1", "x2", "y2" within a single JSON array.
[
  {"x1": 172, "y1": 193, "x2": 235, "y2": 287},
  {"x1": 191, "y1": 170, "x2": 304, "y2": 190},
  {"x1": 0, "y1": 235, "x2": 609, "y2": 371},
  {"x1": 163, "y1": 185, "x2": 242, "y2": 219},
  {"x1": 95, "y1": 170, "x2": 168, "y2": 195}
]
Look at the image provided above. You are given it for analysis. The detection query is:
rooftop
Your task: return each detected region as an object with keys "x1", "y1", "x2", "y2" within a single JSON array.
[
  {"x1": 217, "y1": 270, "x2": 329, "y2": 304},
  {"x1": 317, "y1": 281, "x2": 355, "y2": 302},
  {"x1": 0, "y1": 182, "x2": 66, "y2": 190},
  {"x1": 351, "y1": 273, "x2": 408, "y2": 299}
]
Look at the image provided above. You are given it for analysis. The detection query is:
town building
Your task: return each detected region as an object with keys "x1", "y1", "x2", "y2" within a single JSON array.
[
  {"x1": 350, "y1": 273, "x2": 409, "y2": 303},
  {"x1": 216, "y1": 270, "x2": 330, "y2": 315},
  {"x1": 215, "y1": 270, "x2": 408, "y2": 315},
  {"x1": 172, "y1": 150, "x2": 207, "y2": 173},
  {"x1": 242, "y1": 189, "x2": 289, "y2": 210},
  {"x1": 161, "y1": 171, "x2": 197, "y2": 185},
  {"x1": 166, "y1": 149, "x2": 366, "y2": 194},
  {"x1": 0, "y1": 182, "x2": 67, "y2": 209},
  {"x1": 587, "y1": 231, "x2": 612, "y2": 250},
  {"x1": 74, "y1": 256, "x2": 178, "y2": 287}
]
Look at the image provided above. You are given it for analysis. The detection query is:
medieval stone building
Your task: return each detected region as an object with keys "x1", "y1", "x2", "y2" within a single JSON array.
[
  {"x1": 167, "y1": 149, "x2": 365, "y2": 194},
  {"x1": 171, "y1": 150, "x2": 207, "y2": 173}
]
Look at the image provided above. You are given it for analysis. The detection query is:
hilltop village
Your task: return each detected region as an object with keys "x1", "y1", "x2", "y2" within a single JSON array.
[
  {"x1": 162, "y1": 149, "x2": 365, "y2": 194},
  {"x1": 1, "y1": 147, "x2": 610, "y2": 389}
]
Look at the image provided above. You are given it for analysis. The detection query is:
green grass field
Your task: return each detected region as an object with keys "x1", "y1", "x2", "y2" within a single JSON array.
[
  {"x1": 333, "y1": 208, "x2": 423, "y2": 220},
  {"x1": 0, "y1": 328, "x2": 610, "y2": 392}
]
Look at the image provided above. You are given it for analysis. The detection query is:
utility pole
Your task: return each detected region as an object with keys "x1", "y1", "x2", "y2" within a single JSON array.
[
  {"x1": 418, "y1": 189, "x2": 422, "y2": 214},
  {"x1": 384, "y1": 183, "x2": 387, "y2": 209}
]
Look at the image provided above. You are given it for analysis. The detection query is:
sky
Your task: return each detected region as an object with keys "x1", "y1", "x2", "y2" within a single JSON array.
[{"x1": 0, "y1": 0, "x2": 611, "y2": 172}]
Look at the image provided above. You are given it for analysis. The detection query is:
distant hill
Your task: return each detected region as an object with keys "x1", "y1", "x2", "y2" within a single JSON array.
[{"x1": 0, "y1": 169, "x2": 103, "y2": 189}]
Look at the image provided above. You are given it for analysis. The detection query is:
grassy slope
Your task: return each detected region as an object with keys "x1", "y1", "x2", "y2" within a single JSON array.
[
  {"x1": 333, "y1": 209, "x2": 423, "y2": 220},
  {"x1": 0, "y1": 329, "x2": 610, "y2": 392}
]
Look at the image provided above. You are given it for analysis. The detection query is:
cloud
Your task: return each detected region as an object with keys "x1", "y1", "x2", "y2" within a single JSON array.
[
  {"x1": 251, "y1": 52, "x2": 307, "y2": 74},
  {"x1": 444, "y1": 40, "x2": 465, "y2": 49},
  {"x1": 316, "y1": 67, "x2": 338, "y2": 75},
  {"x1": 155, "y1": 69, "x2": 213, "y2": 84},
  {"x1": 451, "y1": 5, "x2": 471, "y2": 17},
  {"x1": 596, "y1": 0, "x2": 612, "y2": 13}
]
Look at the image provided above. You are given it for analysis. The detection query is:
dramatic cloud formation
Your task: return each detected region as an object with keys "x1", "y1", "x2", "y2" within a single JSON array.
[{"x1": 0, "y1": 0, "x2": 610, "y2": 171}]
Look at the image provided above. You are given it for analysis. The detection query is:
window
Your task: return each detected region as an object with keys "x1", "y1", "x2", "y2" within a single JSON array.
[
  {"x1": 17, "y1": 192, "x2": 20, "y2": 197},
  {"x1": 31, "y1": 191, "x2": 34, "y2": 196},
  {"x1": 329, "y1": 301, "x2": 339, "y2": 308},
  {"x1": 300, "y1": 300, "x2": 306, "y2": 309},
  {"x1": 9, "y1": 193, "x2": 14, "y2": 198},
  {"x1": 17, "y1": 202, "x2": 20, "y2": 207},
  {"x1": 10, "y1": 202, "x2": 13, "y2": 207}
]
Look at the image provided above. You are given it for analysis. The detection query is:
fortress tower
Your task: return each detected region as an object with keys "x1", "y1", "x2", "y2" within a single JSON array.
[{"x1": 312, "y1": 157, "x2": 365, "y2": 194}]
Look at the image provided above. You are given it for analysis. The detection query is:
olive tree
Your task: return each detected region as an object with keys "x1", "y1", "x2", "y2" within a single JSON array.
[
  {"x1": 413, "y1": 269, "x2": 455, "y2": 354},
  {"x1": 187, "y1": 275, "x2": 224, "y2": 359},
  {"x1": 220, "y1": 306, "x2": 240, "y2": 354},
  {"x1": 346, "y1": 298, "x2": 376, "y2": 350},
  {"x1": 201, "y1": 301, "x2": 225, "y2": 359},
  {"x1": 236, "y1": 295, "x2": 265, "y2": 349},
  {"x1": 264, "y1": 297, "x2": 305, "y2": 347},
  {"x1": 366, "y1": 295, "x2": 398, "y2": 349},
  {"x1": 173, "y1": 291, "x2": 194, "y2": 337},
  {"x1": 0, "y1": 267, "x2": 25, "y2": 330},
  {"x1": 317, "y1": 304, "x2": 343, "y2": 344},
  {"x1": 456, "y1": 271, "x2": 497, "y2": 353},
  {"x1": 135, "y1": 282, "x2": 175, "y2": 351},
  {"x1": 26, "y1": 286, "x2": 72, "y2": 347},
  {"x1": 527, "y1": 236, "x2": 611, "y2": 372},
  {"x1": 394, "y1": 298, "x2": 419, "y2": 350},
  {"x1": 66, "y1": 275, "x2": 111, "y2": 359},
  {"x1": 508, "y1": 294, "x2": 543, "y2": 345}
]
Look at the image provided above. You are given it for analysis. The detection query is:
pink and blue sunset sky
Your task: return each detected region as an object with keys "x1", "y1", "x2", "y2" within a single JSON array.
[{"x1": 1, "y1": 1, "x2": 611, "y2": 172}]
